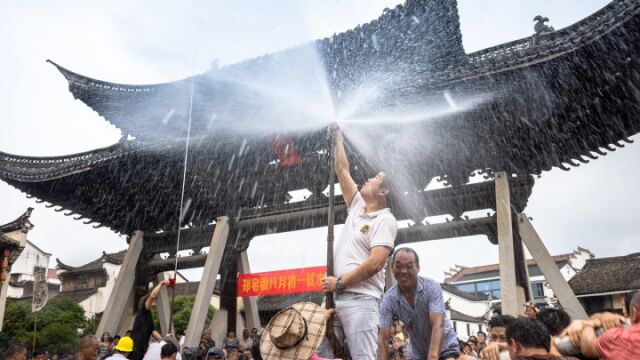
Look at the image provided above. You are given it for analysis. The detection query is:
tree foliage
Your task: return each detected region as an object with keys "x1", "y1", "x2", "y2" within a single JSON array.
[
  {"x1": 0, "y1": 297, "x2": 95, "y2": 358},
  {"x1": 151, "y1": 294, "x2": 215, "y2": 334}
]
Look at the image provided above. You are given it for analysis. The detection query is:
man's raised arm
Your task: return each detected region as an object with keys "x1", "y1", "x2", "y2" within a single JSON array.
[
  {"x1": 146, "y1": 279, "x2": 169, "y2": 310},
  {"x1": 330, "y1": 124, "x2": 357, "y2": 208}
]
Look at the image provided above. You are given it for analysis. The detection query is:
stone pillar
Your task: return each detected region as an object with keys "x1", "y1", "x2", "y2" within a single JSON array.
[
  {"x1": 116, "y1": 290, "x2": 135, "y2": 336},
  {"x1": 495, "y1": 172, "x2": 518, "y2": 316},
  {"x1": 97, "y1": 231, "x2": 144, "y2": 335},
  {"x1": 209, "y1": 308, "x2": 228, "y2": 346},
  {"x1": 155, "y1": 272, "x2": 175, "y2": 335},
  {"x1": 512, "y1": 219, "x2": 532, "y2": 305},
  {"x1": 0, "y1": 278, "x2": 9, "y2": 331},
  {"x1": 221, "y1": 257, "x2": 238, "y2": 334},
  {"x1": 184, "y1": 217, "x2": 230, "y2": 347},
  {"x1": 518, "y1": 214, "x2": 588, "y2": 320},
  {"x1": 238, "y1": 251, "x2": 260, "y2": 330}
]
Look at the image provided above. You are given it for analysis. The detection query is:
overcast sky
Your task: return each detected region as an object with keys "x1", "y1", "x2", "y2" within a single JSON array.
[{"x1": 1, "y1": 0, "x2": 638, "y2": 282}]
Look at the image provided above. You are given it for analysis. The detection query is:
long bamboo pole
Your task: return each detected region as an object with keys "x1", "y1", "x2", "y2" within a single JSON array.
[{"x1": 325, "y1": 131, "x2": 346, "y2": 358}]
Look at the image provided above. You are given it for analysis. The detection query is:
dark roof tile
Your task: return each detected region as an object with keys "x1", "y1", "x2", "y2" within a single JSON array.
[{"x1": 569, "y1": 253, "x2": 640, "y2": 295}]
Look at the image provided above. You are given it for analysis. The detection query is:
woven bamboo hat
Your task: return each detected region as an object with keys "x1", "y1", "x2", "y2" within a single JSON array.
[{"x1": 260, "y1": 302, "x2": 327, "y2": 360}]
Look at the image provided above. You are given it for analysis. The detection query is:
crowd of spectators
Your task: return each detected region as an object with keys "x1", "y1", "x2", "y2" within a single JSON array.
[{"x1": 6, "y1": 290, "x2": 638, "y2": 360}]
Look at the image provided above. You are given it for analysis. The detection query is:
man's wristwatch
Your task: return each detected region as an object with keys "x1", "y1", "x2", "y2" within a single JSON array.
[{"x1": 336, "y1": 277, "x2": 346, "y2": 292}]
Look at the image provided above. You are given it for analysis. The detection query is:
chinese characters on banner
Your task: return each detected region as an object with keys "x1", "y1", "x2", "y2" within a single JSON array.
[{"x1": 237, "y1": 266, "x2": 327, "y2": 297}]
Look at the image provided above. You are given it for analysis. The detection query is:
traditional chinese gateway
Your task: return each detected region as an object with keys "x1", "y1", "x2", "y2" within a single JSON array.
[{"x1": 1, "y1": 0, "x2": 639, "y2": 344}]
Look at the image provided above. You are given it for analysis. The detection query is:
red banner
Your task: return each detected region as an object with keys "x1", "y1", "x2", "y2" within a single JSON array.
[{"x1": 237, "y1": 266, "x2": 327, "y2": 297}]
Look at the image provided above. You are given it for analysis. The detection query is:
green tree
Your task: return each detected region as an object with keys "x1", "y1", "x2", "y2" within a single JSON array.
[
  {"x1": 0, "y1": 297, "x2": 91, "y2": 358},
  {"x1": 151, "y1": 294, "x2": 215, "y2": 334}
]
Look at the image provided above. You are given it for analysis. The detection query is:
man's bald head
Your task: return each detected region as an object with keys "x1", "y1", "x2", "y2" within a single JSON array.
[{"x1": 78, "y1": 335, "x2": 99, "y2": 360}]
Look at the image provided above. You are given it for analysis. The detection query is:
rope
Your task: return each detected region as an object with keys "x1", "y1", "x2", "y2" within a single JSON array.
[{"x1": 168, "y1": 0, "x2": 204, "y2": 334}]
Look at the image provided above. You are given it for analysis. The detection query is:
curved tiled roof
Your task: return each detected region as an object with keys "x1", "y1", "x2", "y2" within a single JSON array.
[
  {"x1": 0, "y1": 0, "x2": 639, "y2": 235},
  {"x1": 56, "y1": 250, "x2": 127, "y2": 274},
  {"x1": 569, "y1": 253, "x2": 640, "y2": 295},
  {"x1": 449, "y1": 308, "x2": 485, "y2": 323}
]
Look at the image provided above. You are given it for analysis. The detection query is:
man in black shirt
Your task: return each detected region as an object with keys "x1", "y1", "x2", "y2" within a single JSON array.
[{"x1": 129, "y1": 279, "x2": 171, "y2": 360}]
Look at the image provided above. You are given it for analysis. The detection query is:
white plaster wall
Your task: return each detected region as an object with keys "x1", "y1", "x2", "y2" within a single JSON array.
[
  {"x1": 443, "y1": 290, "x2": 491, "y2": 318},
  {"x1": 7, "y1": 284, "x2": 23, "y2": 298},
  {"x1": 568, "y1": 251, "x2": 591, "y2": 270},
  {"x1": 450, "y1": 319, "x2": 485, "y2": 341},
  {"x1": 11, "y1": 242, "x2": 50, "y2": 282}
]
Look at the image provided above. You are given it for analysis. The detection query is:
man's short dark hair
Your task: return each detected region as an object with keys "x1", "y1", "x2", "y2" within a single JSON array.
[
  {"x1": 535, "y1": 308, "x2": 571, "y2": 336},
  {"x1": 488, "y1": 314, "x2": 516, "y2": 329},
  {"x1": 161, "y1": 342, "x2": 178, "y2": 359},
  {"x1": 392, "y1": 247, "x2": 420, "y2": 268},
  {"x1": 506, "y1": 318, "x2": 551, "y2": 352},
  {"x1": 477, "y1": 330, "x2": 487, "y2": 336},
  {"x1": 7, "y1": 343, "x2": 27, "y2": 358}
]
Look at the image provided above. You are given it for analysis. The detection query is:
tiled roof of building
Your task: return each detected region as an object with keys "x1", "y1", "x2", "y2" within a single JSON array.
[
  {"x1": 449, "y1": 309, "x2": 485, "y2": 323},
  {"x1": 569, "y1": 253, "x2": 640, "y2": 296},
  {"x1": 56, "y1": 250, "x2": 127, "y2": 274},
  {"x1": 444, "y1": 247, "x2": 593, "y2": 283}
]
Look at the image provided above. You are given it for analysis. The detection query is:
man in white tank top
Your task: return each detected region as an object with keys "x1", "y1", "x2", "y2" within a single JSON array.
[{"x1": 319, "y1": 124, "x2": 398, "y2": 359}]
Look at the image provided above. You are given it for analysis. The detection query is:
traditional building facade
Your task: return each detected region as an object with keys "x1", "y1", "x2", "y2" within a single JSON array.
[
  {"x1": 7, "y1": 240, "x2": 58, "y2": 299},
  {"x1": 569, "y1": 252, "x2": 640, "y2": 315},
  {"x1": 444, "y1": 247, "x2": 593, "y2": 307},
  {"x1": 1, "y1": 209, "x2": 36, "y2": 330},
  {"x1": 56, "y1": 250, "x2": 126, "y2": 317}
]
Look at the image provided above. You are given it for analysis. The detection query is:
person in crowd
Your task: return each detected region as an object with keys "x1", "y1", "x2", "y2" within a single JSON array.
[
  {"x1": 197, "y1": 340, "x2": 211, "y2": 360},
  {"x1": 562, "y1": 290, "x2": 639, "y2": 359},
  {"x1": 222, "y1": 331, "x2": 239, "y2": 350},
  {"x1": 479, "y1": 314, "x2": 517, "y2": 360},
  {"x1": 144, "y1": 335, "x2": 182, "y2": 360},
  {"x1": 177, "y1": 330, "x2": 186, "y2": 348},
  {"x1": 524, "y1": 302, "x2": 540, "y2": 318},
  {"x1": 106, "y1": 336, "x2": 134, "y2": 360},
  {"x1": 536, "y1": 309, "x2": 571, "y2": 338},
  {"x1": 160, "y1": 343, "x2": 178, "y2": 360},
  {"x1": 113, "y1": 336, "x2": 122, "y2": 348},
  {"x1": 464, "y1": 341, "x2": 478, "y2": 358},
  {"x1": 68, "y1": 335, "x2": 101, "y2": 360},
  {"x1": 99, "y1": 332, "x2": 114, "y2": 360},
  {"x1": 477, "y1": 331, "x2": 488, "y2": 352},
  {"x1": 238, "y1": 329, "x2": 253, "y2": 351},
  {"x1": 392, "y1": 320, "x2": 407, "y2": 346},
  {"x1": 33, "y1": 350, "x2": 47, "y2": 360},
  {"x1": 467, "y1": 336, "x2": 479, "y2": 353},
  {"x1": 378, "y1": 248, "x2": 460, "y2": 360},
  {"x1": 6, "y1": 343, "x2": 28, "y2": 360},
  {"x1": 505, "y1": 318, "x2": 578, "y2": 360},
  {"x1": 534, "y1": 308, "x2": 572, "y2": 356},
  {"x1": 226, "y1": 347, "x2": 239, "y2": 360},
  {"x1": 205, "y1": 347, "x2": 224, "y2": 360},
  {"x1": 319, "y1": 123, "x2": 398, "y2": 359},
  {"x1": 250, "y1": 328, "x2": 259, "y2": 343},
  {"x1": 130, "y1": 280, "x2": 172, "y2": 360}
]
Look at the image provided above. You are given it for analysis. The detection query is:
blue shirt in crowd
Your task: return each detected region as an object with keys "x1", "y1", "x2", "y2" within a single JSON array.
[{"x1": 379, "y1": 276, "x2": 459, "y2": 359}]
